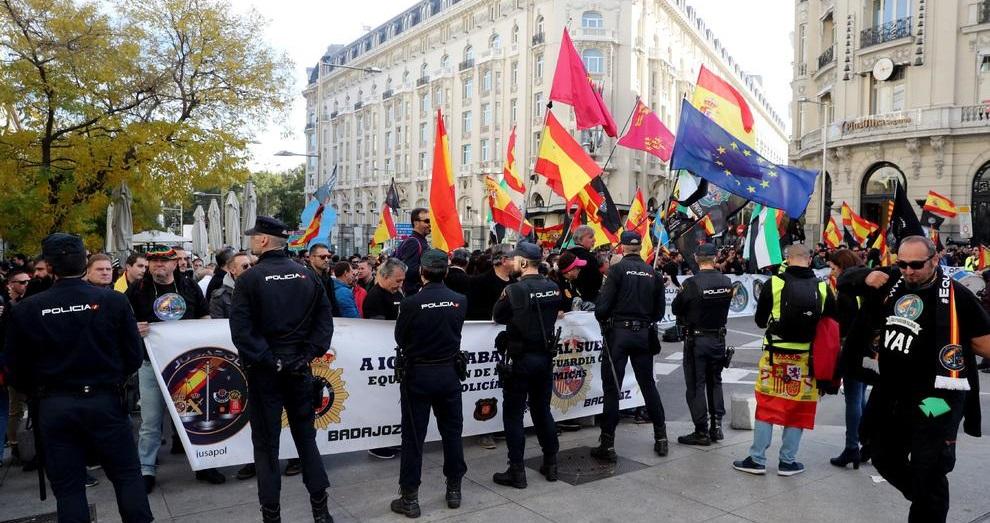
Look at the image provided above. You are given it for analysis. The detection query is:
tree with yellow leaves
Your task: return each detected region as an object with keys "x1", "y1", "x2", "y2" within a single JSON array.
[{"x1": 0, "y1": 0, "x2": 294, "y2": 251}]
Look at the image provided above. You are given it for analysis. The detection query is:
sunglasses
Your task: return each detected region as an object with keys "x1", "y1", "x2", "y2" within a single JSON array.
[
  {"x1": 896, "y1": 255, "x2": 933, "y2": 270},
  {"x1": 316, "y1": 254, "x2": 332, "y2": 260},
  {"x1": 416, "y1": 218, "x2": 431, "y2": 224}
]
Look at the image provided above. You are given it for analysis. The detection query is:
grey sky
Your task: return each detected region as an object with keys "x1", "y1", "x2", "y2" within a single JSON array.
[{"x1": 238, "y1": 0, "x2": 795, "y2": 172}]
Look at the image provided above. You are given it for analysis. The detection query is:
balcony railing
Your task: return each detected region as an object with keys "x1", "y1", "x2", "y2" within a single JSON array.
[
  {"x1": 860, "y1": 16, "x2": 912, "y2": 49},
  {"x1": 458, "y1": 59, "x2": 475, "y2": 71},
  {"x1": 817, "y1": 45, "x2": 835, "y2": 69},
  {"x1": 416, "y1": 76, "x2": 430, "y2": 87},
  {"x1": 354, "y1": 101, "x2": 363, "y2": 110},
  {"x1": 382, "y1": 89, "x2": 394, "y2": 100},
  {"x1": 330, "y1": 111, "x2": 339, "y2": 119},
  {"x1": 980, "y1": 0, "x2": 990, "y2": 24},
  {"x1": 532, "y1": 32, "x2": 545, "y2": 46}
]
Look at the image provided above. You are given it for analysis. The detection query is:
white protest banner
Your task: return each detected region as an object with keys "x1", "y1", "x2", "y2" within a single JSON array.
[
  {"x1": 661, "y1": 274, "x2": 769, "y2": 325},
  {"x1": 145, "y1": 312, "x2": 645, "y2": 470}
]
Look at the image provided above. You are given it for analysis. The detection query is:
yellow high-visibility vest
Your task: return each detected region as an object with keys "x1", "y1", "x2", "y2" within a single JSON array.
[{"x1": 765, "y1": 275, "x2": 828, "y2": 351}]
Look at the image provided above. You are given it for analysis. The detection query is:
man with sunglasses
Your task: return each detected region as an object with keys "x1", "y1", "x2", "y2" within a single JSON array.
[
  {"x1": 396, "y1": 208, "x2": 432, "y2": 296},
  {"x1": 838, "y1": 235, "x2": 990, "y2": 523}
]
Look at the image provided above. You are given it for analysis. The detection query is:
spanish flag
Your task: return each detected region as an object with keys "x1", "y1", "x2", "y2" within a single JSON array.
[
  {"x1": 822, "y1": 216, "x2": 841, "y2": 249},
  {"x1": 841, "y1": 202, "x2": 878, "y2": 246},
  {"x1": 534, "y1": 111, "x2": 603, "y2": 201},
  {"x1": 699, "y1": 214, "x2": 716, "y2": 236},
  {"x1": 289, "y1": 203, "x2": 324, "y2": 249},
  {"x1": 502, "y1": 125, "x2": 525, "y2": 193},
  {"x1": 371, "y1": 203, "x2": 397, "y2": 246},
  {"x1": 923, "y1": 190, "x2": 957, "y2": 218},
  {"x1": 624, "y1": 188, "x2": 654, "y2": 258},
  {"x1": 979, "y1": 245, "x2": 990, "y2": 271},
  {"x1": 484, "y1": 175, "x2": 532, "y2": 236},
  {"x1": 429, "y1": 109, "x2": 463, "y2": 252},
  {"x1": 691, "y1": 65, "x2": 756, "y2": 147}
]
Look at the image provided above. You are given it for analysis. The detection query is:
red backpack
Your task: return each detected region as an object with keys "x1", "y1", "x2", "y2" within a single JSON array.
[{"x1": 811, "y1": 316, "x2": 841, "y2": 385}]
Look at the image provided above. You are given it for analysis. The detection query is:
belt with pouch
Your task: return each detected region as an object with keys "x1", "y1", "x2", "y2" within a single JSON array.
[{"x1": 38, "y1": 383, "x2": 122, "y2": 397}]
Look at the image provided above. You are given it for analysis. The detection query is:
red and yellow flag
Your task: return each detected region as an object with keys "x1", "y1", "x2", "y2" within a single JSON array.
[
  {"x1": 822, "y1": 216, "x2": 841, "y2": 249},
  {"x1": 699, "y1": 214, "x2": 716, "y2": 236},
  {"x1": 429, "y1": 109, "x2": 463, "y2": 253},
  {"x1": 502, "y1": 126, "x2": 525, "y2": 194},
  {"x1": 534, "y1": 111, "x2": 603, "y2": 201},
  {"x1": 841, "y1": 202, "x2": 878, "y2": 246},
  {"x1": 691, "y1": 65, "x2": 756, "y2": 147},
  {"x1": 923, "y1": 190, "x2": 957, "y2": 218},
  {"x1": 289, "y1": 204, "x2": 324, "y2": 249},
  {"x1": 624, "y1": 188, "x2": 654, "y2": 258},
  {"x1": 485, "y1": 175, "x2": 532, "y2": 236},
  {"x1": 617, "y1": 99, "x2": 675, "y2": 162},
  {"x1": 371, "y1": 203, "x2": 397, "y2": 246}
]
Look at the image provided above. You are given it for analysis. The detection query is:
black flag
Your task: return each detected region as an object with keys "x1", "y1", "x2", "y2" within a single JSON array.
[
  {"x1": 385, "y1": 178, "x2": 400, "y2": 212},
  {"x1": 889, "y1": 183, "x2": 924, "y2": 247}
]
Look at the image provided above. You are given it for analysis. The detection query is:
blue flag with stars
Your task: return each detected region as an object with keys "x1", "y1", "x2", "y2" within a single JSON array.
[{"x1": 670, "y1": 100, "x2": 818, "y2": 218}]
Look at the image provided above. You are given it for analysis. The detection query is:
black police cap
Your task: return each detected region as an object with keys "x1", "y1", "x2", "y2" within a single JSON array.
[
  {"x1": 508, "y1": 242, "x2": 542, "y2": 261},
  {"x1": 245, "y1": 215, "x2": 291, "y2": 239},
  {"x1": 421, "y1": 249, "x2": 449, "y2": 270},
  {"x1": 620, "y1": 231, "x2": 642, "y2": 246},
  {"x1": 41, "y1": 233, "x2": 85, "y2": 258},
  {"x1": 696, "y1": 243, "x2": 718, "y2": 257}
]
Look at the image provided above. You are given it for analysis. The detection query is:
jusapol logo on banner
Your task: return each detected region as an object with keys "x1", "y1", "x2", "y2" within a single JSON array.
[{"x1": 145, "y1": 314, "x2": 644, "y2": 471}]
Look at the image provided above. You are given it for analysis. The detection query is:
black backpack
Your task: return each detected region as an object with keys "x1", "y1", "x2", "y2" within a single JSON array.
[{"x1": 768, "y1": 274, "x2": 821, "y2": 344}]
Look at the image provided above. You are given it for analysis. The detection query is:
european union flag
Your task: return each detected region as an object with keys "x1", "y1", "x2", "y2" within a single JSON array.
[{"x1": 670, "y1": 100, "x2": 819, "y2": 218}]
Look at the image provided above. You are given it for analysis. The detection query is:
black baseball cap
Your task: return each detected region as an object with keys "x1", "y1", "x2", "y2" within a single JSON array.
[
  {"x1": 421, "y1": 249, "x2": 449, "y2": 270},
  {"x1": 620, "y1": 231, "x2": 642, "y2": 246},
  {"x1": 696, "y1": 243, "x2": 718, "y2": 257},
  {"x1": 508, "y1": 242, "x2": 542, "y2": 261},
  {"x1": 41, "y1": 233, "x2": 85, "y2": 258},
  {"x1": 245, "y1": 216, "x2": 291, "y2": 238}
]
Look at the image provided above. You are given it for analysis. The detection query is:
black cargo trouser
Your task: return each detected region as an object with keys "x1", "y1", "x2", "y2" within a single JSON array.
[
  {"x1": 399, "y1": 364, "x2": 466, "y2": 490},
  {"x1": 865, "y1": 388, "x2": 962, "y2": 523},
  {"x1": 601, "y1": 327, "x2": 665, "y2": 437},
  {"x1": 502, "y1": 351, "x2": 559, "y2": 464},
  {"x1": 682, "y1": 335, "x2": 726, "y2": 431},
  {"x1": 247, "y1": 366, "x2": 329, "y2": 507},
  {"x1": 39, "y1": 392, "x2": 153, "y2": 523}
]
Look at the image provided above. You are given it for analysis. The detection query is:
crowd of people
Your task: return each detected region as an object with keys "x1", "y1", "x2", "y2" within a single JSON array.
[{"x1": 0, "y1": 208, "x2": 988, "y2": 522}]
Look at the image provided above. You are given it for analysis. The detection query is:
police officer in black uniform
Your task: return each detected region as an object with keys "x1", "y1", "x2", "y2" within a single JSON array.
[
  {"x1": 492, "y1": 242, "x2": 561, "y2": 488},
  {"x1": 230, "y1": 216, "x2": 334, "y2": 523},
  {"x1": 391, "y1": 249, "x2": 468, "y2": 519},
  {"x1": 592, "y1": 231, "x2": 668, "y2": 460},
  {"x1": 671, "y1": 243, "x2": 733, "y2": 446},
  {"x1": 5, "y1": 233, "x2": 153, "y2": 522}
]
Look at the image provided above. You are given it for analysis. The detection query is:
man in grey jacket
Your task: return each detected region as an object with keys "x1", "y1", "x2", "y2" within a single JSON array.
[{"x1": 209, "y1": 252, "x2": 253, "y2": 319}]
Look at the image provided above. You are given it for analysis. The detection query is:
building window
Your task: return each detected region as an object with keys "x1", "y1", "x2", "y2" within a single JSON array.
[
  {"x1": 420, "y1": 62, "x2": 429, "y2": 78},
  {"x1": 798, "y1": 24, "x2": 807, "y2": 67},
  {"x1": 462, "y1": 110, "x2": 472, "y2": 131},
  {"x1": 419, "y1": 152, "x2": 428, "y2": 170},
  {"x1": 490, "y1": 33, "x2": 501, "y2": 49},
  {"x1": 861, "y1": 162, "x2": 907, "y2": 226},
  {"x1": 461, "y1": 143, "x2": 472, "y2": 164},
  {"x1": 420, "y1": 93, "x2": 429, "y2": 112},
  {"x1": 419, "y1": 122, "x2": 427, "y2": 145},
  {"x1": 481, "y1": 103, "x2": 492, "y2": 125},
  {"x1": 869, "y1": 66, "x2": 906, "y2": 114},
  {"x1": 464, "y1": 45, "x2": 474, "y2": 62},
  {"x1": 510, "y1": 61, "x2": 519, "y2": 87},
  {"x1": 463, "y1": 77, "x2": 474, "y2": 99},
  {"x1": 582, "y1": 49, "x2": 605, "y2": 74},
  {"x1": 385, "y1": 131, "x2": 392, "y2": 154},
  {"x1": 534, "y1": 92, "x2": 543, "y2": 117},
  {"x1": 482, "y1": 70, "x2": 492, "y2": 92},
  {"x1": 871, "y1": 0, "x2": 911, "y2": 27},
  {"x1": 535, "y1": 15, "x2": 544, "y2": 35},
  {"x1": 441, "y1": 54, "x2": 449, "y2": 69},
  {"x1": 511, "y1": 25, "x2": 519, "y2": 44},
  {"x1": 481, "y1": 138, "x2": 490, "y2": 161},
  {"x1": 535, "y1": 53, "x2": 544, "y2": 79},
  {"x1": 435, "y1": 87, "x2": 444, "y2": 106},
  {"x1": 581, "y1": 11, "x2": 604, "y2": 29},
  {"x1": 510, "y1": 98, "x2": 517, "y2": 123},
  {"x1": 980, "y1": 54, "x2": 990, "y2": 73}
]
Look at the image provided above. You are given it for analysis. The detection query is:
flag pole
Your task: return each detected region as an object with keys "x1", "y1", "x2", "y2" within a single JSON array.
[
  {"x1": 522, "y1": 101, "x2": 556, "y2": 242},
  {"x1": 593, "y1": 95, "x2": 639, "y2": 188}
]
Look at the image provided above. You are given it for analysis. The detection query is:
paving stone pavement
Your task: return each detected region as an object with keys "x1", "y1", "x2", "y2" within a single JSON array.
[{"x1": 3, "y1": 419, "x2": 990, "y2": 522}]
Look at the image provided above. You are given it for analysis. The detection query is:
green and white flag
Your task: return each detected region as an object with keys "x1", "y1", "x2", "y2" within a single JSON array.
[{"x1": 743, "y1": 204, "x2": 783, "y2": 269}]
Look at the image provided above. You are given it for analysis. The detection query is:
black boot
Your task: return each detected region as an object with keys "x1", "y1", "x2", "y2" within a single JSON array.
[
  {"x1": 445, "y1": 477, "x2": 462, "y2": 509},
  {"x1": 654, "y1": 426, "x2": 669, "y2": 457},
  {"x1": 677, "y1": 429, "x2": 711, "y2": 446},
  {"x1": 260, "y1": 504, "x2": 281, "y2": 523},
  {"x1": 709, "y1": 418, "x2": 724, "y2": 442},
  {"x1": 492, "y1": 462, "x2": 527, "y2": 489},
  {"x1": 390, "y1": 487, "x2": 421, "y2": 518},
  {"x1": 310, "y1": 490, "x2": 333, "y2": 523},
  {"x1": 539, "y1": 454, "x2": 558, "y2": 482},
  {"x1": 829, "y1": 447, "x2": 861, "y2": 470},
  {"x1": 590, "y1": 433, "x2": 617, "y2": 463}
]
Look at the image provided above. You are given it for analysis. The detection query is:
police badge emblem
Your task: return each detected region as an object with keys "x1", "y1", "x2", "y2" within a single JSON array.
[
  {"x1": 894, "y1": 294, "x2": 923, "y2": 321},
  {"x1": 474, "y1": 398, "x2": 498, "y2": 421},
  {"x1": 939, "y1": 344, "x2": 965, "y2": 372}
]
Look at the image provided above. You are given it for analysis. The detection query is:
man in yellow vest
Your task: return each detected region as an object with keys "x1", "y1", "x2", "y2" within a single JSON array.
[{"x1": 733, "y1": 244, "x2": 835, "y2": 476}]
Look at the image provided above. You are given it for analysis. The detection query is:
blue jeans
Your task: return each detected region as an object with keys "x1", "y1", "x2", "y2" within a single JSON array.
[
  {"x1": 749, "y1": 420, "x2": 803, "y2": 465},
  {"x1": 843, "y1": 379, "x2": 868, "y2": 450},
  {"x1": 137, "y1": 361, "x2": 166, "y2": 477}
]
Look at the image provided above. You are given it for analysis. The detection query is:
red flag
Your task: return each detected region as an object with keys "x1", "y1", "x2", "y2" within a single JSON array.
[
  {"x1": 617, "y1": 99, "x2": 676, "y2": 162},
  {"x1": 549, "y1": 28, "x2": 618, "y2": 137},
  {"x1": 502, "y1": 126, "x2": 525, "y2": 194}
]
